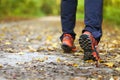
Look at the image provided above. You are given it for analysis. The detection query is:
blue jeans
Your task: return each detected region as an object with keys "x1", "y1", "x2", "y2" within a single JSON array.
[{"x1": 60, "y1": 0, "x2": 103, "y2": 42}]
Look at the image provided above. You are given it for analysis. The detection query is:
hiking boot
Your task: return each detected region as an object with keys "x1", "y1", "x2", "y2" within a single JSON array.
[
  {"x1": 79, "y1": 31, "x2": 100, "y2": 61},
  {"x1": 61, "y1": 34, "x2": 76, "y2": 52}
]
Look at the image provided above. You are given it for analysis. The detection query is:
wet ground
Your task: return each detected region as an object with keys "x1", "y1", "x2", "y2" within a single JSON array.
[{"x1": 0, "y1": 16, "x2": 120, "y2": 80}]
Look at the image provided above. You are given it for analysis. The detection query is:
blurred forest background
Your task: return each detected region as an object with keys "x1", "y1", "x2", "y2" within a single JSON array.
[{"x1": 0, "y1": 0, "x2": 120, "y2": 25}]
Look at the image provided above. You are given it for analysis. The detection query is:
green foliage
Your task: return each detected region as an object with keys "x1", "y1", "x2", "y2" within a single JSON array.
[
  {"x1": 104, "y1": 0, "x2": 120, "y2": 25},
  {"x1": 0, "y1": 0, "x2": 120, "y2": 25},
  {"x1": 77, "y1": 0, "x2": 84, "y2": 19},
  {"x1": 0, "y1": 0, "x2": 60, "y2": 18},
  {"x1": 76, "y1": 0, "x2": 120, "y2": 25}
]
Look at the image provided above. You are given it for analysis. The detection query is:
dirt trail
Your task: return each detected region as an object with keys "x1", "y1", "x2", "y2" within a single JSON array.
[{"x1": 0, "y1": 16, "x2": 120, "y2": 80}]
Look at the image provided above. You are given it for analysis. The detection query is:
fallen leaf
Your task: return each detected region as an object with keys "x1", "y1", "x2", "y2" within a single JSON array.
[
  {"x1": 36, "y1": 36, "x2": 41, "y2": 40},
  {"x1": 20, "y1": 31, "x2": 25, "y2": 35},
  {"x1": 109, "y1": 76, "x2": 114, "y2": 80},
  {"x1": 0, "y1": 64, "x2": 3, "y2": 68},
  {"x1": 98, "y1": 75, "x2": 103, "y2": 80},
  {"x1": 6, "y1": 48, "x2": 14, "y2": 53},
  {"x1": 52, "y1": 43, "x2": 58, "y2": 49},
  {"x1": 47, "y1": 46, "x2": 54, "y2": 51},
  {"x1": 115, "y1": 67, "x2": 120, "y2": 71},
  {"x1": 46, "y1": 36, "x2": 52, "y2": 41},
  {"x1": 98, "y1": 59, "x2": 104, "y2": 63},
  {"x1": 28, "y1": 46, "x2": 37, "y2": 52},
  {"x1": 18, "y1": 52, "x2": 24, "y2": 55},
  {"x1": 104, "y1": 62, "x2": 114, "y2": 67},
  {"x1": 57, "y1": 57, "x2": 61, "y2": 63},
  {"x1": 5, "y1": 41, "x2": 11, "y2": 45},
  {"x1": 72, "y1": 63, "x2": 79, "y2": 67},
  {"x1": 85, "y1": 60, "x2": 94, "y2": 63},
  {"x1": 74, "y1": 52, "x2": 82, "y2": 56},
  {"x1": 26, "y1": 38, "x2": 30, "y2": 42},
  {"x1": 34, "y1": 58, "x2": 45, "y2": 62},
  {"x1": 37, "y1": 47, "x2": 44, "y2": 52},
  {"x1": 0, "y1": 38, "x2": 2, "y2": 42},
  {"x1": 0, "y1": 33, "x2": 5, "y2": 37},
  {"x1": 113, "y1": 76, "x2": 120, "y2": 80},
  {"x1": 112, "y1": 40, "x2": 118, "y2": 44}
]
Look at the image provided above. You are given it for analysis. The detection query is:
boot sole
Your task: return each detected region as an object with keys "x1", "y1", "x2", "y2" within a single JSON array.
[
  {"x1": 61, "y1": 44, "x2": 72, "y2": 53},
  {"x1": 79, "y1": 34, "x2": 97, "y2": 61}
]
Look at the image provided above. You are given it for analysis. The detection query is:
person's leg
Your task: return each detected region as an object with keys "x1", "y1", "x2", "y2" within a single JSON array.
[
  {"x1": 83, "y1": 0, "x2": 103, "y2": 42},
  {"x1": 60, "y1": 0, "x2": 78, "y2": 40},
  {"x1": 79, "y1": 0, "x2": 103, "y2": 61},
  {"x1": 60, "y1": 0, "x2": 78, "y2": 52}
]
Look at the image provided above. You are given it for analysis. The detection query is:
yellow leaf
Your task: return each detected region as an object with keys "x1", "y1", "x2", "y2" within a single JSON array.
[
  {"x1": 72, "y1": 63, "x2": 79, "y2": 67},
  {"x1": 34, "y1": 58, "x2": 44, "y2": 62},
  {"x1": 57, "y1": 57, "x2": 61, "y2": 63},
  {"x1": 74, "y1": 52, "x2": 82, "y2": 56},
  {"x1": 5, "y1": 41, "x2": 11, "y2": 45},
  {"x1": 104, "y1": 62, "x2": 114, "y2": 67},
  {"x1": 6, "y1": 48, "x2": 14, "y2": 53},
  {"x1": 0, "y1": 33, "x2": 5, "y2": 37},
  {"x1": 18, "y1": 52, "x2": 24, "y2": 55},
  {"x1": 109, "y1": 76, "x2": 114, "y2": 80},
  {"x1": 28, "y1": 46, "x2": 37, "y2": 52},
  {"x1": 52, "y1": 43, "x2": 58, "y2": 48},
  {"x1": 47, "y1": 46, "x2": 54, "y2": 51},
  {"x1": 47, "y1": 36, "x2": 52, "y2": 41},
  {"x1": 85, "y1": 60, "x2": 94, "y2": 63},
  {"x1": 20, "y1": 31, "x2": 25, "y2": 35},
  {"x1": 37, "y1": 47, "x2": 44, "y2": 51},
  {"x1": 36, "y1": 36, "x2": 41, "y2": 40},
  {"x1": 115, "y1": 67, "x2": 120, "y2": 71},
  {"x1": 26, "y1": 38, "x2": 30, "y2": 42},
  {"x1": 0, "y1": 38, "x2": 2, "y2": 42},
  {"x1": 112, "y1": 40, "x2": 118, "y2": 44},
  {"x1": 98, "y1": 59, "x2": 104, "y2": 63},
  {"x1": 0, "y1": 64, "x2": 3, "y2": 68}
]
